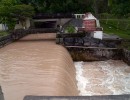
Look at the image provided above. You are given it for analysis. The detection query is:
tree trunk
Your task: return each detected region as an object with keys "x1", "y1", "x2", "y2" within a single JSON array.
[
  {"x1": 93, "y1": 0, "x2": 99, "y2": 18},
  {"x1": 21, "y1": 19, "x2": 26, "y2": 29}
]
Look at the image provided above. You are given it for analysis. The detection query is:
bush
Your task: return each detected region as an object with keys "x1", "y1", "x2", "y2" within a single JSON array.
[
  {"x1": 65, "y1": 25, "x2": 75, "y2": 33},
  {"x1": 100, "y1": 19, "x2": 130, "y2": 30},
  {"x1": 0, "y1": 31, "x2": 9, "y2": 37},
  {"x1": 126, "y1": 13, "x2": 130, "y2": 19},
  {"x1": 100, "y1": 19, "x2": 130, "y2": 40}
]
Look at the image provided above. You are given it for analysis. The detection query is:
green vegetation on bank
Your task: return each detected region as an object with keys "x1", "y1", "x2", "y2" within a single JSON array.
[
  {"x1": 0, "y1": 31, "x2": 9, "y2": 37},
  {"x1": 100, "y1": 19, "x2": 130, "y2": 50},
  {"x1": 65, "y1": 25, "x2": 75, "y2": 33},
  {"x1": 100, "y1": 19, "x2": 130, "y2": 40}
]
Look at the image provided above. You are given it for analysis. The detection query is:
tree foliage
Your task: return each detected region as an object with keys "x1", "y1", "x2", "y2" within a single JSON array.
[
  {"x1": 0, "y1": 0, "x2": 34, "y2": 30},
  {"x1": 109, "y1": 0, "x2": 130, "y2": 17},
  {"x1": 11, "y1": 4, "x2": 34, "y2": 28},
  {"x1": 0, "y1": 0, "x2": 16, "y2": 30},
  {"x1": 0, "y1": 0, "x2": 130, "y2": 30},
  {"x1": 18, "y1": 0, "x2": 130, "y2": 17},
  {"x1": 19, "y1": 0, "x2": 93, "y2": 13}
]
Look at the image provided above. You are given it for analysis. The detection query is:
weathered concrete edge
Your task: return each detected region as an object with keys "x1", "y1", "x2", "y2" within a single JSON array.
[
  {"x1": 66, "y1": 46, "x2": 130, "y2": 66},
  {"x1": 0, "y1": 29, "x2": 57, "y2": 48},
  {"x1": 123, "y1": 49, "x2": 130, "y2": 66},
  {"x1": 66, "y1": 46, "x2": 122, "y2": 61},
  {"x1": 24, "y1": 95, "x2": 130, "y2": 100}
]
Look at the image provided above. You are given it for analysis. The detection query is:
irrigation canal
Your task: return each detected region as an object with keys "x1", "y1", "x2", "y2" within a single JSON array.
[{"x1": 0, "y1": 33, "x2": 130, "y2": 100}]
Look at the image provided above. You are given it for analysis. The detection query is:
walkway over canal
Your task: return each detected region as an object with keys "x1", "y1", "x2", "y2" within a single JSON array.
[{"x1": 0, "y1": 33, "x2": 78, "y2": 100}]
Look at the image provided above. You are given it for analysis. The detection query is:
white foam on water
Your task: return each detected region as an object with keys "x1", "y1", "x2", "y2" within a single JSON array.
[
  {"x1": 100, "y1": 62, "x2": 130, "y2": 95},
  {"x1": 74, "y1": 62, "x2": 92, "y2": 95},
  {"x1": 75, "y1": 60, "x2": 130, "y2": 96}
]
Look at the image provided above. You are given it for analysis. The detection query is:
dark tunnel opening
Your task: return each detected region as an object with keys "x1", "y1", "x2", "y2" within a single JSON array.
[{"x1": 34, "y1": 21, "x2": 56, "y2": 28}]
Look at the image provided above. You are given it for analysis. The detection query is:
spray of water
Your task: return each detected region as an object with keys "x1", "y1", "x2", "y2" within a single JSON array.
[{"x1": 75, "y1": 60, "x2": 130, "y2": 96}]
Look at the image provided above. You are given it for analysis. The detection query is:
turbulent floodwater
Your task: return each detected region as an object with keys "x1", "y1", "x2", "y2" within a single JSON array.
[
  {"x1": 0, "y1": 33, "x2": 78, "y2": 100},
  {"x1": 75, "y1": 60, "x2": 130, "y2": 96}
]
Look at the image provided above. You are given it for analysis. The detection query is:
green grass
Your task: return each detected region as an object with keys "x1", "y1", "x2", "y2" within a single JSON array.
[
  {"x1": 0, "y1": 31, "x2": 9, "y2": 37},
  {"x1": 100, "y1": 19, "x2": 130, "y2": 40},
  {"x1": 100, "y1": 19, "x2": 130, "y2": 50}
]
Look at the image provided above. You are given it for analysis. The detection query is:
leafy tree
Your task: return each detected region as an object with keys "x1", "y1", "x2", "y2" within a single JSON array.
[
  {"x1": 0, "y1": 0, "x2": 17, "y2": 30},
  {"x1": 18, "y1": 0, "x2": 93, "y2": 13},
  {"x1": 11, "y1": 4, "x2": 34, "y2": 29},
  {"x1": 109, "y1": 0, "x2": 130, "y2": 17},
  {"x1": 0, "y1": 0, "x2": 34, "y2": 30}
]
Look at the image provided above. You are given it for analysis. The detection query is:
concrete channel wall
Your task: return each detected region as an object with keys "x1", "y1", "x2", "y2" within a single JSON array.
[
  {"x1": 56, "y1": 33, "x2": 130, "y2": 66},
  {"x1": 66, "y1": 46, "x2": 122, "y2": 61},
  {"x1": 24, "y1": 95, "x2": 130, "y2": 100},
  {"x1": 66, "y1": 46, "x2": 130, "y2": 66},
  {"x1": 123, "y1": 49, "x2": 130, "y2": 65},
  {"x1": 0, "y1": 28, "x2": 57, "y2": 48}
]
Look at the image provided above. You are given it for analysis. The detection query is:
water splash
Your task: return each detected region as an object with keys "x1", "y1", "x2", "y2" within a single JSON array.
[
  {"x1": 75, "y1": 60, "x2": 130, "y2": 96},
  {"x1": 74, "y1": 62, "x2": 91, "y2": 95}
]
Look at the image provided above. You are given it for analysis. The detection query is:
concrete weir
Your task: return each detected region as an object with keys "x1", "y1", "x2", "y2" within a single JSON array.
[
  {"x1": 0, "y1": 33, "x2": 78, "y2": 100},
  {"x1": 0, "y1": 33, "x2": 130, "y2": 100}
]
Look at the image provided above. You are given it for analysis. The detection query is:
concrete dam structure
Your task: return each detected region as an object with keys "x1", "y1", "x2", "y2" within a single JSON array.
[
  {"x1": 0, "y1": 33, "x2": 78, "y2": 100},
  {"x1": 0, "y1": 33, "x2": 130, "y2": 100}
]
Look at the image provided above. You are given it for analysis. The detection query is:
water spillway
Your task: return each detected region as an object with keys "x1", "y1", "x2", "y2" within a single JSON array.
[
  {"x1": 0, "y1": 33, "x2": 130, "y2": 100},
  {"x1": 0, "y1": 33, "x2": 78, "y2": 100}
]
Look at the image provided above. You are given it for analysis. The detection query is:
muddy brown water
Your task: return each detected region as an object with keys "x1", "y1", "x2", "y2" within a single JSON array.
[{"x1": 0, "y1": 33, "x2": 78, "y2": 100}]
